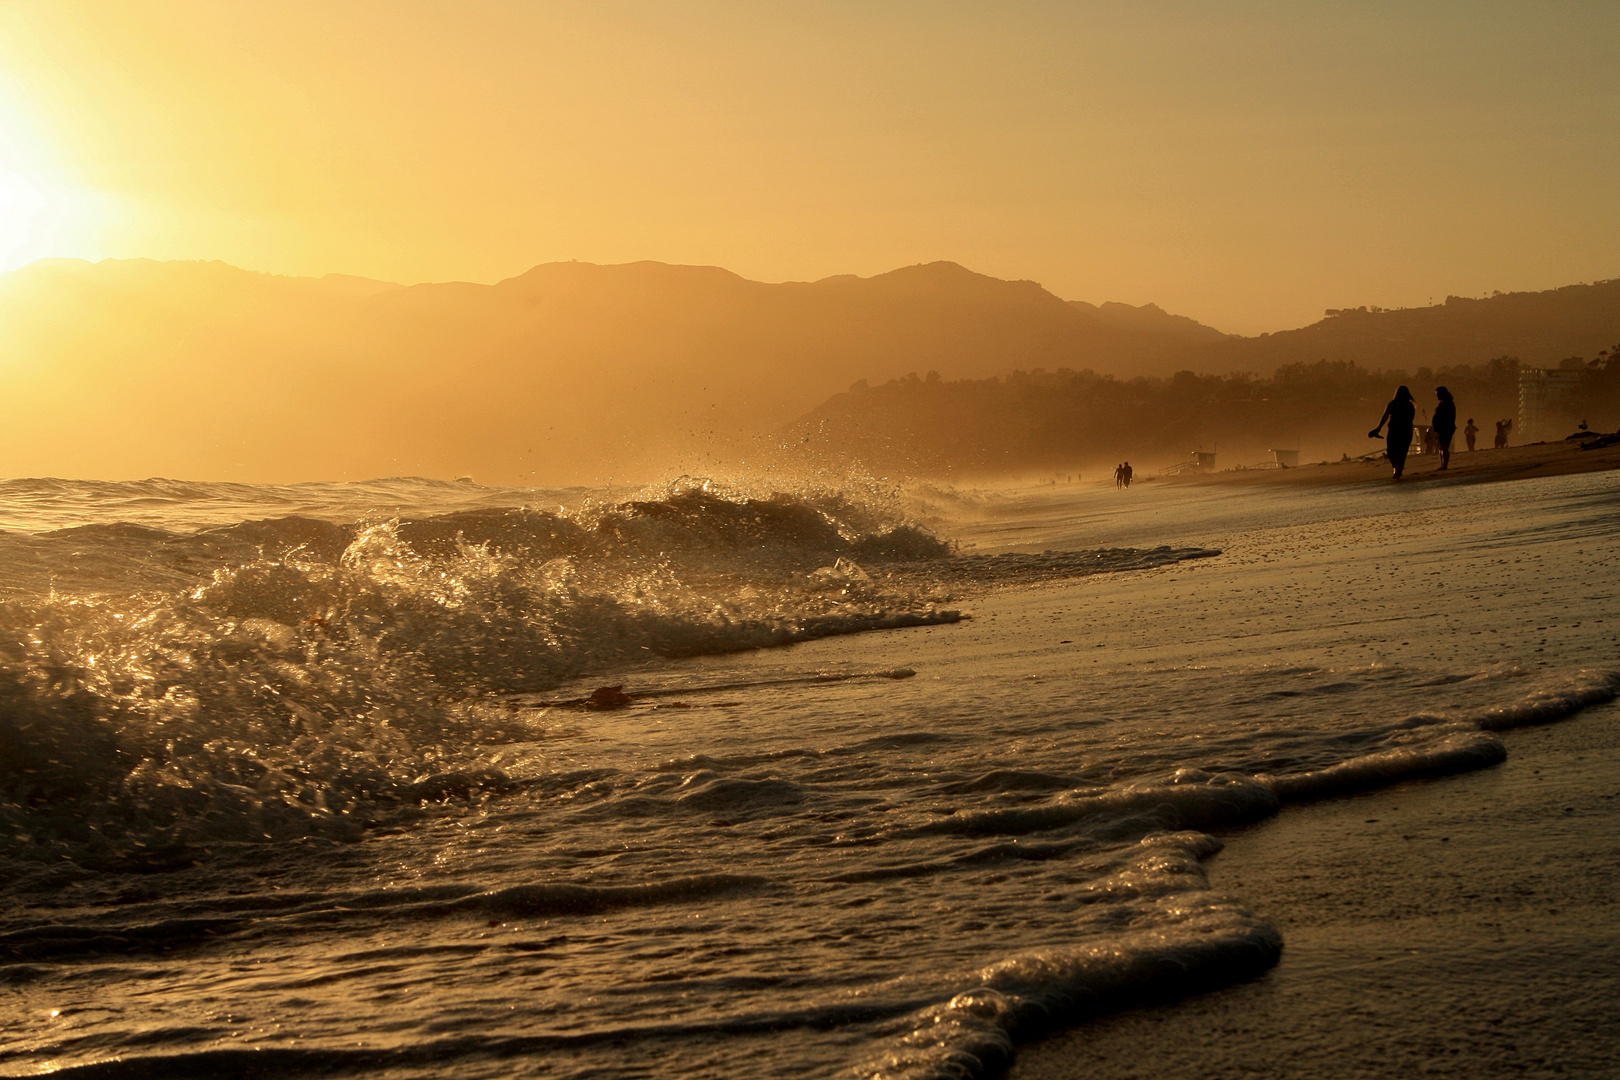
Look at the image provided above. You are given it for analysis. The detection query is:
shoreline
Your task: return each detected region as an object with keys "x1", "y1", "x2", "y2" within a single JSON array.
[
  {"x1": 1162, "y1": 436, "x2": 1620, "y2": 489},
  {"x1": 1009, "y1": 700, "x2": 1620, "y2": 1079}
]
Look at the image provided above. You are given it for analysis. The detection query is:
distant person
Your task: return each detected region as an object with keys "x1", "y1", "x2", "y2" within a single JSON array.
[
  {"x1": 1432, "y1": 386, "x2": 1457, "y2": 470},
  {"x1": 1463, "y1": 418, "x2": 1479, "y2": 452},
  {"x1": 1113, "y1": 463, "x2": 1124, "y2": 488},
  {"x1": 1121, "y1": 461, "x2": 1133, "y2": 488},
  {"x1": 1368, "y1": 385, "x2": 1417, "y2": 479},
  {"x1": 1494, "y1": 418, "x2": 1512, "y2": 449}
]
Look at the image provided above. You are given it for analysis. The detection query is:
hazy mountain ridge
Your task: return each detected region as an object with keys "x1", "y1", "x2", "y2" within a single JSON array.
[
  {"x1": 1068, "y1": 299, "x2": 1232, "y2": 344},
  {"x1": 0, "y1": 256, "x2": 1614, "y2": 484},
  {"x1": 1181, "y1": 280, "x2": 1620, "y2": 373},
  {"x1": 0, "y1": 257, "x2": 1226, "y2": 483}
]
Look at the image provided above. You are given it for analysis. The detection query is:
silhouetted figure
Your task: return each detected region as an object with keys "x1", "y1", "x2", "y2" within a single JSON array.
[
  {"x1": 1121, "y1": 461, "x2": 1133, "y2": 488},
  {"x1": 1369, "y1": 385, "x2": 1416, "y2": 479},
  {"x1": 1494, "y1": 418, "x2": 1512, "y2": 449},
  {"x1": 1432, "y1": 386, "x2": 1457, "y2": 470},
  {"x1": 1464, "y1": 418, "x2": 1479, "y2": 452},
  {"x1": 1113, "y1": 463, "x2": 1124, "y2": 488}
]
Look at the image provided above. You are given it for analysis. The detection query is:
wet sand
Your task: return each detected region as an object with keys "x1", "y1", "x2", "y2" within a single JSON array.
[
  {"x1": 992, "y1": 464, "x2": 1620, "y2": 1079},
  {"x1": 1009, "y1": 701, "x2": 1620, "y2": 1080},
  {"x1": 1168, "y1": 437, "x2": 1620, "y2": 489}
]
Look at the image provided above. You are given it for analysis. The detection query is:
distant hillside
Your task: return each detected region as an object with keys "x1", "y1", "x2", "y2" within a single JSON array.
[
  {"x1": 784, "y1": 355, "x2": 1620, "y2": 480},
  {"x1": 0, "y1": 258, "x2": 1226, "y2": 484},
  {"x1": 780, "y1": 277, "x2": 1620, "y2": 478},
  {"x1": 1068, "y1": 300, "x2": 1230, "y2": 344},
  {"x1": 0, "y1": 256, "x2": 1614, "y2": 484},
  {"x1": 1183, "y1": 280, "x2": 1620, "y2": 374}
]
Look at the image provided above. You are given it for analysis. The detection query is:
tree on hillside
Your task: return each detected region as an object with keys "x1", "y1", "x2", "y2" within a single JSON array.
[{"x1": 786, "y1": 356, "x2": 1533, "y2": 478}]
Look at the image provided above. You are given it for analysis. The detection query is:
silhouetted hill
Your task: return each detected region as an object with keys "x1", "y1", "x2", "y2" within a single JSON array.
[
  {"x1": 360, "y1": 258, "x2": 1230, "y2": 405},
  {"x1": 778, "y1": 277, "x2": 1620, "y2": 478},
  {"x1": 1182, "y1": 280, "x2": 1620, "y2": 373},
  {"x1": 785, "y1": 359, "x2": 1565, "y2": 480},
  {"x1": 0, "y1": 258, "x2": 1224, "y2": 483},
  {"x1": 1068, "y1": 300, "x2": 1230, "y2": 344},
  {"x1": 0, "y1": 256, "x2": 1613, "y2": 484}
]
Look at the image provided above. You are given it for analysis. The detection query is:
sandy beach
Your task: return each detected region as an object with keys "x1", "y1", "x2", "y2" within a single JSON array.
[
  {"x1": 958, "y1": 459, "x2": 1620, "y2": 1078},
  {"x1": 1010, "y1": 703, "x2": 1620, "y2": 1079},
  {"x1": 1168, "y1": 437, "x2": 1620, "y2": 490},
  {"x1": 714, "y1": 458, "x2": 1620, "y2": 1077}
]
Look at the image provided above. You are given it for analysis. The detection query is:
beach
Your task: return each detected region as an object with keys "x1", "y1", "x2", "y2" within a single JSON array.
[
  {"x1": 973, "y1": 459, "x2": 1620, "y2": 1079},
  {"x1": 1171, "y1": 436, "x2": 1620, "y2": 489},
  {"x1": 1, "y1": 462, "x2": 1616, "y2": 1078},
  {"x1": 6, "y1": 6, "x2": 1617, "y2": 1077},
  {"x1": 1011, "y1": 703, "x2": 1620, "y2": 1079}
]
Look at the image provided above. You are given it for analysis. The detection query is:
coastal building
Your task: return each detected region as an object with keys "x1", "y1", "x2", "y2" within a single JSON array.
[{"x1": 1518, "y1": 367, "x2": 1585, "y2": 442}]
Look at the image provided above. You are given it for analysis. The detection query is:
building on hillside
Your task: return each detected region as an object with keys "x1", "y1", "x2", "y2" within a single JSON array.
[{"x1": 1518, "y1": 367, "x2": 1585, "y2": 441}]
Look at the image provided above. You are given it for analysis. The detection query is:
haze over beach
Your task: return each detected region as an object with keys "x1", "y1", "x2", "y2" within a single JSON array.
[{"x1": 1, "y1": 4, "x2": 1618, "y2": 1079}]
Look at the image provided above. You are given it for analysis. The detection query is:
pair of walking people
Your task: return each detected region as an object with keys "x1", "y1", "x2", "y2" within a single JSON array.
[{"x1": 1369, "y1": 385, "x2": 1456, "y2": 480}]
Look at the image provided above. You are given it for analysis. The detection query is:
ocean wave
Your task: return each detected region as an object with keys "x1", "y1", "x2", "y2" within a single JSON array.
[
  {"x1": 859, "y1": 831, "x2": 1281, "y2": 1080},
  {"x1": 1470, "y1": 668, "x2": 1620, "y2": 730},
  {"x1": 909, "y1": 770, "x2": 1279, "y2": 839},
  {"x1": 1260, "y1": 729, "x2": 1507, "y2": 803},
  {"x1": 0, "y1": 478, "x2": 1230, "y2": 866},
  {"x1": 0, "y1": 485, "x2": 961, "y2": 863},
  {"x1": 0, "y1": 481, "x2": 1226, "y2": 867},
  {"x1": 851, "y1": 669, "x2": 1620, "y2": 1079}
]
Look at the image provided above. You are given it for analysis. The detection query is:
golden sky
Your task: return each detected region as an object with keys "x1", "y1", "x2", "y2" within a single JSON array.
[{"x1": 0, "y1": 1, "x2": 1614, "y2": 333}]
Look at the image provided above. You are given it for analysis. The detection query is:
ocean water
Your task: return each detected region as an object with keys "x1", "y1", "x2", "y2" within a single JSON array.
[{"x1": 1, "y1": 471, "x2": 1615, "y2": 1078}]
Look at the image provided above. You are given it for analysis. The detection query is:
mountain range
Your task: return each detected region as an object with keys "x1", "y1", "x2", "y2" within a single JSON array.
[{"x1": 0, "y1": 257, "x2": 1614, "y2": 483}]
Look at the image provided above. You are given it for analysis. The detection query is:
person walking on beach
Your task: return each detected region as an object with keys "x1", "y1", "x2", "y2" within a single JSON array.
[
  {"x1": 1113, "y1": 463, "x2": 1124, "y2": 488},
  {"x1": 1432, "y1": 386, "x2": 1457, "y2": 470},
  {"x1": 1369, "y1": 385, "x2": 1417, "y2": 479},
  {"x1": 1464, "y1": 418, "x2": 1479, "y2": 452},
  {"x1": 1121, "y1": 461, "x2": 1133, "y2": 488},
  {"x1": 1494, "y1": 418, "x2": 1512, "y2": 449}
]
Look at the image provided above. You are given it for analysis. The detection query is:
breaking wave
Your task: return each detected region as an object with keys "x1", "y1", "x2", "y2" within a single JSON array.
[{"x1": 0, "y1": 480, "x2": 1216, "y2": 866}]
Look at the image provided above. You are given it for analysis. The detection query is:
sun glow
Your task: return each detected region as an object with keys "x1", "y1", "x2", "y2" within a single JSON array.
[
  {"x1": 0, "y1": 67, "x2": 112, "y2": 272},
  {"x1": 0, "y1": 162, "x2": 53, "y2": 270}
]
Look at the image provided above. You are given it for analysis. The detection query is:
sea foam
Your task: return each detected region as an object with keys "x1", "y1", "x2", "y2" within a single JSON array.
[{"x1": 0, "y1": 481, "x2": 1218, "y2": 866}]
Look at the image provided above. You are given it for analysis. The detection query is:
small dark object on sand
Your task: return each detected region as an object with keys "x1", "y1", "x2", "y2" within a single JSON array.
[
  {"x1": 584, "y1": 685, "x2": 634, "y2": 710},
  {"x1": 1578, "y1": 431, "x2": 1620, "y2": 450}
]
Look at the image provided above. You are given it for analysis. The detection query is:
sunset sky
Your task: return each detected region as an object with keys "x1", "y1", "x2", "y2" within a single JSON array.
[{"x1": 0, "y1": 0, "x2": 1614, "y2": 333}]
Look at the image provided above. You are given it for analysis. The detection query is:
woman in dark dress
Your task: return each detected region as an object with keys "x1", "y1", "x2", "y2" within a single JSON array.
[
  {"x1": 1431, "y1": 386, "x2": 1457, "y2": 470},
  {"x1": 1369, "y1": 385, "x2": 1417, "y2": 479}
]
